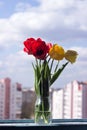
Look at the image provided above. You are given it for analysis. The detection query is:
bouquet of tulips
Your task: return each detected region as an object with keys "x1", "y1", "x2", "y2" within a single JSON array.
[{"x1": 23, "y1": 37, "x2": 78, "y2": 123}]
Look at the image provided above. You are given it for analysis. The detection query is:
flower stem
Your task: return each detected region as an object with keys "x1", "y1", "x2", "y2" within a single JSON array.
[
  {"x1": 54, "y1": 61, "x2": 59, "y2": 72},
  {"x1": 50, "y1": 59, "x2": 54, "y2": 72}
]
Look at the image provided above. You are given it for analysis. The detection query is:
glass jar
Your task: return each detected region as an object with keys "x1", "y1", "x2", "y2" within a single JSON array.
[{"x1": 34, "y1": 96, "x2": 52, "y2": 124}]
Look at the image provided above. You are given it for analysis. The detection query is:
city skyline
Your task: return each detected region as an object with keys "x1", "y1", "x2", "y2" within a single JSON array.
[
  {"x1": 1, "y1": 77, "x2": 87, "y2": 119},
  {"x1": 0, "y1": 0, "x2": 87, "y2": 88},
  {"x1": 0, "y1": 76, "x2": 87, "y2": 90},
  {"x1": 52, "y1": 80, "x2": 87, "y2": 119}
]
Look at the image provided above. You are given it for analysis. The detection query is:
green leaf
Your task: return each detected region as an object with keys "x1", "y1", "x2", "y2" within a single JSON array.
[
  {"x1": 34, "y1": 65, "x2": 41, "y2": 95},
  {"x1": 50, "y1": 62, "x2": 69, "y2": 86},
  {"x1": 44, "y1": 61, "x2": 51, "y2": 80},
  {"x1": 32, "y1": 62, "x2": 35, "y2": 70}
]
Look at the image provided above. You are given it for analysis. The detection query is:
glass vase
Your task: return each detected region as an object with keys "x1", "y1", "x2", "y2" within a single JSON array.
[{"x1": 34, "y1": 96, "x2": 52, "y2": 124}]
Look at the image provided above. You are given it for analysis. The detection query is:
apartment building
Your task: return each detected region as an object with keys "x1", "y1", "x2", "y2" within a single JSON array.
[
  {"x1": 52, "y1": 88, "x2": 63, "y2": 119},
  {"x1": 52, "y1": 80, "x2": 87, "y2": 119},
  {"x1": 10, "y1": 82, "x2": 22, "y2": 119},
  {"x1": 0, "y1": 77, "x2": 22, "y2": 119},
  {"x1": 0, "y1": 78, "x2": 10, "y2": 119},
  {"x1": 22, "y1": 87, "x2": 36, "y2": 103},
  {"x1": 21, "y1": 87, "x2": 36, "y2": 119}
]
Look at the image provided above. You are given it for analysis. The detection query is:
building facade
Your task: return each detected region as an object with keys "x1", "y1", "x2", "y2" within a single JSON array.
[
  {"x1": 21, "y1": 88, "x2": 36, "y2": 119},
  {"x1": 52, "y1": 89, "x2": 63, "y2": 119},
  {"x1": 52, "y1": 80, "x2": 87, "y2": 119},
  {"x1": 0, "y1": 78, "x2": 11, "y2": 119},
  {"x1": 10, "y1": 82, "x2": 22, "y2": 119},
  {"x1": 0, "y1": 77, "x2": 22, "y2": 119}
]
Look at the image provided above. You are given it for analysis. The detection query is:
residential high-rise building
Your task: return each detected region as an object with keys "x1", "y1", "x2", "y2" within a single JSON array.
[
  {"x1": 22, "y1": 87, "x2": 36, "y2": 103},
  {"x1": 52, "y1": 80, "x2": 87, "y2": 119},
  {"x1": 21, "y1": 88, "x2": 36, "y2": 119},
  {"x1": 10, "y1": 82, "x2": 22, "y2": 119},
  {"x1": 52, "y1": 89, "x2": 63, "y2": 119},
  {"x1": 0, "y1": 77, "x2": 22, "y2": 119},
  {"x1": 0, "y1": 77, "x2": 11, "y2": 119}
]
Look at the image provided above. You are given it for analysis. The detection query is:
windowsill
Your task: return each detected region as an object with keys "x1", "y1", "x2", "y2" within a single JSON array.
[{"x1": 0, "y1": 119, "x2": 87, "y2": 126}]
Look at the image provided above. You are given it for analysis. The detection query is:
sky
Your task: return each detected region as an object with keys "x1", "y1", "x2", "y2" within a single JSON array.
[{"x1": 0, "y1": 0, "x2": 87, "y2": 89}]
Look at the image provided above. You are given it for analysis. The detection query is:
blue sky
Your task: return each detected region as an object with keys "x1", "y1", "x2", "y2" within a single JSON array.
[
  {"x1": 0, "y1": 0, "x2": 87, "y2": 88},
  {"x1": 0, "y1": 0, "x2": 39, "y2": 17}
]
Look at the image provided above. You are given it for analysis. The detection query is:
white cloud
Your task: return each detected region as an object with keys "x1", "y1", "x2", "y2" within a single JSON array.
[
  {"x1": 4, "y1": 50, "x2": 34, "y2": 68},
  {"x1": 0, "y1": 46, "x2": 87, "y2": 87},
  {"x1": 15, "y1": 2, "x2": 31, "y2": 12},
  {"x1": 0, "y1": 0, "x2": 87, "y2": 87},
  {"x1": 0, "y1": 50, "x2": 35, "y2": 87},
  {"x1": 0, "y1": 0, "x2": 87, "y2": 49},
  {"x1": 0, "y1": 61, "x2": 2, "y2": 67},
  {"x1": 39, "y1": 0, "x2": 75, "y2": 10}
]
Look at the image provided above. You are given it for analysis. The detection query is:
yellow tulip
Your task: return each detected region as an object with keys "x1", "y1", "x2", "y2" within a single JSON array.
[
  {"x1": 65, "y1": 50, "x2": 78, "y2": 63},
  {"x1": 49, "y1": 44, "x2": 65, "y2": 60}
]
